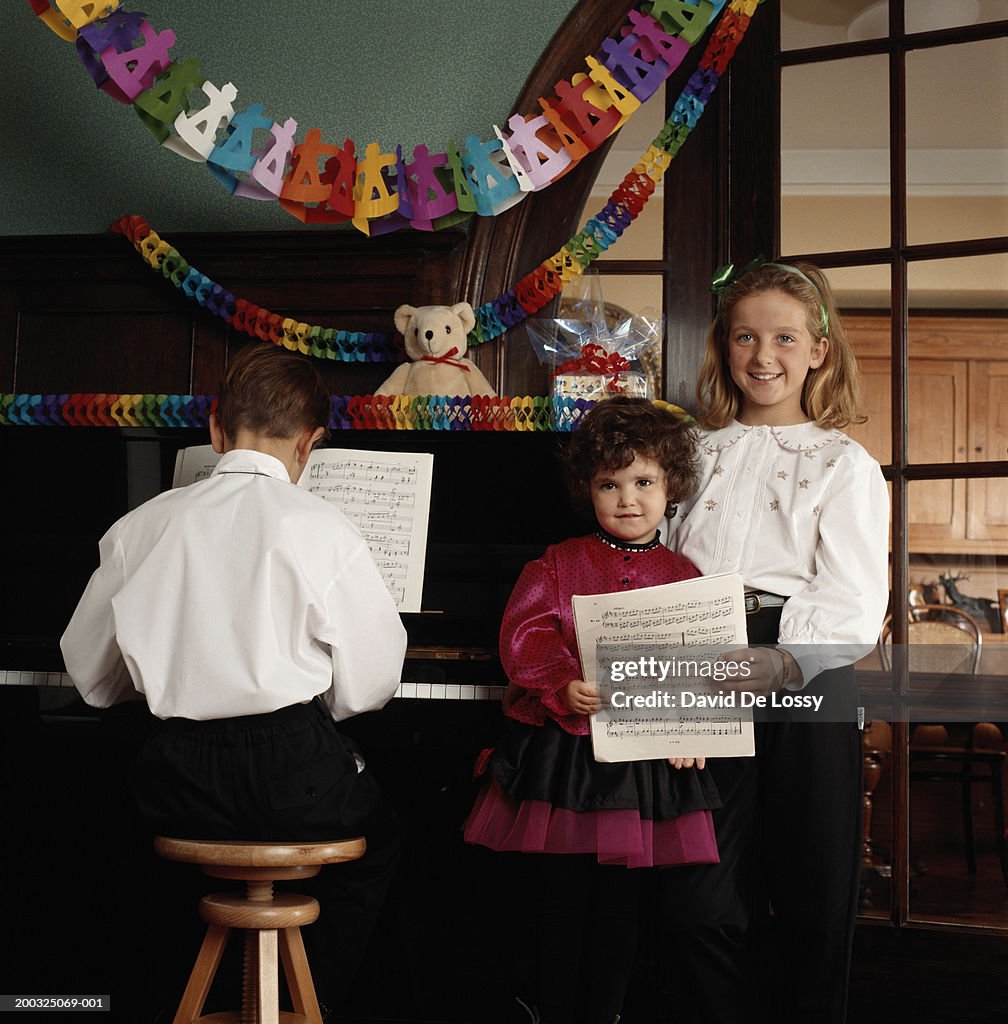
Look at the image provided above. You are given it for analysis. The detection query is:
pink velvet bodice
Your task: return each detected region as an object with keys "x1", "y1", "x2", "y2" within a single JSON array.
[{"x1": 501, "y1": 534, "x2": 699, "y2": 735}]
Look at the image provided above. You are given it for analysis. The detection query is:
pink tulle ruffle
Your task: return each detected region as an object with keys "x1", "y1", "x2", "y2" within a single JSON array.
[{"x1": 463, "y1": 777, "x2": 719, "y2": 869}]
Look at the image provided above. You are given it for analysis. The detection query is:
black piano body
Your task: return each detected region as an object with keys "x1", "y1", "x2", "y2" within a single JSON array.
[{"x1": 1, "y1": 426, "x2": 611, "y2": 1022}]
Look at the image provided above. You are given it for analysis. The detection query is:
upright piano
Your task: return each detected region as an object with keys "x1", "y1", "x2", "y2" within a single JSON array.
[
  {"x1": 0, "y1": 426, "x2": 591, "y2": 1022},
  {"x1": 1, "y1": 426, "x2": 580, "y2": 666}
]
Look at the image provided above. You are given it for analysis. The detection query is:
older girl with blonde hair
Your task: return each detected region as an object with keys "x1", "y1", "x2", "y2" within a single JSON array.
[{"x1": 662, "y1": 259, "x2": 889, "y2": 1024}]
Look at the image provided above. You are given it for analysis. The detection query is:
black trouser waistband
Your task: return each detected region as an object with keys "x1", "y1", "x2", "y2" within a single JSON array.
[
  {"x1": 747, "y1": 605, "x2": 784, "y2": 644},
  {"x1": 159, "y1": 699, "x2": 325, "y2": 736}
]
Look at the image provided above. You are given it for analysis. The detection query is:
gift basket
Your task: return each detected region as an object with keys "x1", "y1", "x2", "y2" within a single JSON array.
[{"x1": 527, "y1": 275, "x2": 662, "y2": 402}]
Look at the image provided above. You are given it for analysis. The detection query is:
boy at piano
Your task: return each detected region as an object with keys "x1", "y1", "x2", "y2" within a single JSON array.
[
  {"x1": 464, "y1": 396, "x2": 719, "y2": 1024},
  {"x1": 60, "y1": 342, "x2": 407, "y2": 1018}
]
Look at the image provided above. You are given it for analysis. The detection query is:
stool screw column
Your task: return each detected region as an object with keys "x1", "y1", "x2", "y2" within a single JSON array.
[{"x1": 242, "y1": 880, "x2": 276, "y2": 1024}]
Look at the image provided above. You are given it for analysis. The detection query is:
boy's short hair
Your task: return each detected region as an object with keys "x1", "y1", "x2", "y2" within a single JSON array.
[
  {"x1": 564, "y1": 396, "x2": 700, "y2": 517},
  {"x1": 217, "y1": 343, "x2": 331, "y2": 440}
]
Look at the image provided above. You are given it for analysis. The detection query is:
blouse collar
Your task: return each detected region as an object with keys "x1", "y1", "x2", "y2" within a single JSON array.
[
  {"x1": 212, "y1": 448, "x2": 291, "y2": 482},
  {"x1": 594, "y1": 528, "x2": 663, "y2": 553},
  {"x1": 701, "y1": 419, "x2": 840, "y2": 455}
]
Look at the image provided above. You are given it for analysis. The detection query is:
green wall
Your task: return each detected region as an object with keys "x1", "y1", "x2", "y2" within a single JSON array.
[{"x1": 0, "y1": 1, "x2": 578, "y2": 235}]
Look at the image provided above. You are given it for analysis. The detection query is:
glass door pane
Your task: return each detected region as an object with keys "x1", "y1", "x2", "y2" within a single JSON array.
[
  {"x1": 905, "y1": 0, "x2": 1008, "y2": 34},
  {"x1": 826, "y1": 265, "x2": 892, "y2": 465},
  {"x1": 781, "y1": 1, "x2": 890, "y2": 49},
  {"x1": 781, "y1": 57, "x2": 891, "y2": 255},
  {"x1": 906, "y1": 39, "x2": 1008, "y2": 246}
]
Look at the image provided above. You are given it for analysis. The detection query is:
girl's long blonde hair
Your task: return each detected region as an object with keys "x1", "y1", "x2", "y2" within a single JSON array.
[{"x1": 696, "y1": 261, "x2": 866, "y2": 430}]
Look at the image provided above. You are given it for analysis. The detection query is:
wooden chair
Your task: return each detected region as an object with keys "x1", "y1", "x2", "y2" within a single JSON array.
[
  {"x1": 878, "y1": 606, "x2": 1007, "y2": 887},
  {"x1": 155, "y1": 836, "x2": 366, "y2": 1024},
  {"x1": 880, "y1": 603, "x2": 983, "y2": 673}
]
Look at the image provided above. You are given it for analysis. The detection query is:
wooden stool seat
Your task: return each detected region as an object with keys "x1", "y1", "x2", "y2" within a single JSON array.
[
  {"x1": 199, "y1": 892, "x2": 320, "y2": 931},
  {"x1": 155, "y1": 836, "x2": 366, "y2": 1024}
]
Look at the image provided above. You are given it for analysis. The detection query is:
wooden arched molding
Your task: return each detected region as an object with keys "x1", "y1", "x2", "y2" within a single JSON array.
[{"x1": 457, "y1": 0, "x2": 638, "y2": 397}]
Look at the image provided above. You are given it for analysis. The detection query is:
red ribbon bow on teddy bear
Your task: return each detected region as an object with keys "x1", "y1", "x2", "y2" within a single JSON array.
[{"x1": 420, "y1": 346, "x2": 470, "y2": 371}]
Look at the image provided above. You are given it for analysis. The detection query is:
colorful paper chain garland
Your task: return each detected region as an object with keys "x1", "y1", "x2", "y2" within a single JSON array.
[
  {"x1": 25, "y1": 1, "x2": 762, "y2": 430},
  {"x1": 30, "y1": 0, "x2": 732, "y2": 235},
  {"x1": 110, "y1": 213, "x2": 400, "y2": 361},
  {"x1": 109, "y1": 0, "x2": 764, "y2": 362},
  {"x1": 0, "y1": 392, "x2": 596, "y2": 431},
  {"x1": 470, "y1": 0, "x2": 762, "y2": 349}
]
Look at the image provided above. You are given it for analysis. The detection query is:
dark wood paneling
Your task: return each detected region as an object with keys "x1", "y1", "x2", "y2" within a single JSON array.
[
  {"x1": 663, "y1": 57, "x2": 723, "y2": 410},
  {"x1": 0, "y1": 229, "x2": 469, "y2": 397},
  {"x1": 17, "y1": 311, "x2": 193, "y2": 393},
  {"x1": 850, "y1": 924, "x2": 1008, "y2": 1022},
  {"x1": 726, "y1": 0, "x2": 778, "y2": 262}
]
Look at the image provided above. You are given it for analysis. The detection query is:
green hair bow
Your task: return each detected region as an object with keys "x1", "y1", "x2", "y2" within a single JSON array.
[
  {"x1": 709, "y1": 256, "x2": 829, "y2": 335},
  {"x1": 710, "y1": 256, "x2": 768, "y2": 303}
]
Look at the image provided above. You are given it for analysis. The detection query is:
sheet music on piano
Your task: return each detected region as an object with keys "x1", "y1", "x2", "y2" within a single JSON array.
[
  {"x1": 172, "y1": 445, "x2": 433, "y2": 612},
  {"x1": 572, "y1": 573, "x2": 755, "y2": 762},
  {"x1": 173, "y1": 446, "x2": 221, "y2": 486}
]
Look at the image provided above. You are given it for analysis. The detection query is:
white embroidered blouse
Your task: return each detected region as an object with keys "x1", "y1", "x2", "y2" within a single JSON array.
[{"x1": 664, "y1": 420, "x2": 890, "y2": 684}]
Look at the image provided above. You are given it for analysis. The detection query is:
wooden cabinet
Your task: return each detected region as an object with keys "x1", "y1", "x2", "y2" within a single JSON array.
[
  {"x1": 844, "y1": 316, "x2": 1008, "y2": 554},
  {"x1": 967, "y1": 360, "x2": 1008, "y2": 545}
]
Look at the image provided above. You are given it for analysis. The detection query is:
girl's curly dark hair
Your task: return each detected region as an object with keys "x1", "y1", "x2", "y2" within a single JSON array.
[{"x1": 564, "y1": 396, "x2": 700, "y2": 518}]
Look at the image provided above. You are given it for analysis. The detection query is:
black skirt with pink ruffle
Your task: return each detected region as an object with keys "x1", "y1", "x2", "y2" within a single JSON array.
[{"x1": 463, "y1": 719, "x2": 722, "y2": 869}]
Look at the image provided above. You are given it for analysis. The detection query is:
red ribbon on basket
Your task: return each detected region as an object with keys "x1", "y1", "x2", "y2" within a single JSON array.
[{"x1": 554, "y1": 343, "x2": 631, "y2": 391}]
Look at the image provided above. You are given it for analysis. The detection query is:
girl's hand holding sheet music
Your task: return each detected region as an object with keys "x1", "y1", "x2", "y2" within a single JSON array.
[
  {"x1": 669, "y1": 756, "x2": 707, "y2": 770},
  {"x1": 565, "y1": 678, "x2": 602, "y2": 716}
]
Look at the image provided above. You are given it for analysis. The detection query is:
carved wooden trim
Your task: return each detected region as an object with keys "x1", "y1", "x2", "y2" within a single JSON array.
[{"x1": 457, "y1": 0, "x2": 639, "y2": 396}]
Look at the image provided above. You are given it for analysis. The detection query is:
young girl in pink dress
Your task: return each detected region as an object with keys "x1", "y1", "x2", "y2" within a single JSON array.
[{"x1": 464, "y1": 396, "x2": 720, "y2": 1024}]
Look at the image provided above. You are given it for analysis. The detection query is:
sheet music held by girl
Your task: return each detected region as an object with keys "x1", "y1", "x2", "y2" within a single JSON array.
[
  {"x1": 173, "y1": 445, "x2": 433, "y2": 612},
  {"x1": 571, "y1": 573, "x2": 755, "y2": 762}
]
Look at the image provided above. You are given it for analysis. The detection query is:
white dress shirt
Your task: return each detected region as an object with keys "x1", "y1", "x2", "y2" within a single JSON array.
[
  {"x1": 61, "y1": 449, "x2": 407, "y2": 721},
  {"x1": 665, "y1": 421, "x2": 890, "y2": 683}
]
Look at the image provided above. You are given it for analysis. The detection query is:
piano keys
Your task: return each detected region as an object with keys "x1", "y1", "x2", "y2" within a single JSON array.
[{"x1": 0, "y1": 667, "x2": 506, "y2": 703}]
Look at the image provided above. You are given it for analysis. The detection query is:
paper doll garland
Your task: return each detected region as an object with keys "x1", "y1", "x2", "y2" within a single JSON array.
[
  {"x1": 28, "y1": 0, "x2": 753, "y2": 235},
  {"x1": 23, "y1": 0, "x2": 765, "y2": 430},
  {"x1": 109, "y1": 0, "x2": 763, "y2": 363}
]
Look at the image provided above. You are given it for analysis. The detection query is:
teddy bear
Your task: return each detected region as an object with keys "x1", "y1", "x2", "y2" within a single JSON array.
[{"x1": 374, "y1": 301, "x2": 497, "y2": 398}]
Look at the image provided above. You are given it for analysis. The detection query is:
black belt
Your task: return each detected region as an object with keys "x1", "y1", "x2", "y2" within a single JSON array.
[{"x1": 744, "y1": 591, "x2": 786, "y2": 614}]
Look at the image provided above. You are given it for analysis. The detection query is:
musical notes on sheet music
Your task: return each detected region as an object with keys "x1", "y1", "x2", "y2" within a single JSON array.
[
  {"x1": 307, "y1": 459, "x2": 418, "y2": 486},
  {"x1": 597, "y1": 594, "x2": 738, "y2": 646},
  {"x1": 572, "y1": 573, "x2": 755, "y2": 762},
  {"x1": 604, "y1": 715, "x2": 744, "y2": 739},
  {"x1": 172, "y1": 448, "x2": 221, "y2": 487},
  {"x1": 301, "y1": 450, "x2": 434, "y2": 613}
]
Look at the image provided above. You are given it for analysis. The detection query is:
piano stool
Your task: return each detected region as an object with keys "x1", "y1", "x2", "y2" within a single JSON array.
[{"x1": 153, "y1": 835, "x2": 366, "y2": 1024}]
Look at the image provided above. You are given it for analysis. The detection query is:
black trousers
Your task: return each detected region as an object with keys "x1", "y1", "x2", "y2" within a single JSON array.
[
  {"x1": 533, "y1": 854, "x2": 640, "y2": 1024},
  {"x1": 132, "y1": 699, "x2": 401, "y2": 1013},
  {"x1": 657, "y1": 755, "x2": 758, "y2": 1024},
  {"x1": 750, "y1": 689, "x2": 863, "y2": 1024},
  {"x1": 660, "y1": 609, "x2": 862, "y2": 1024}
]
